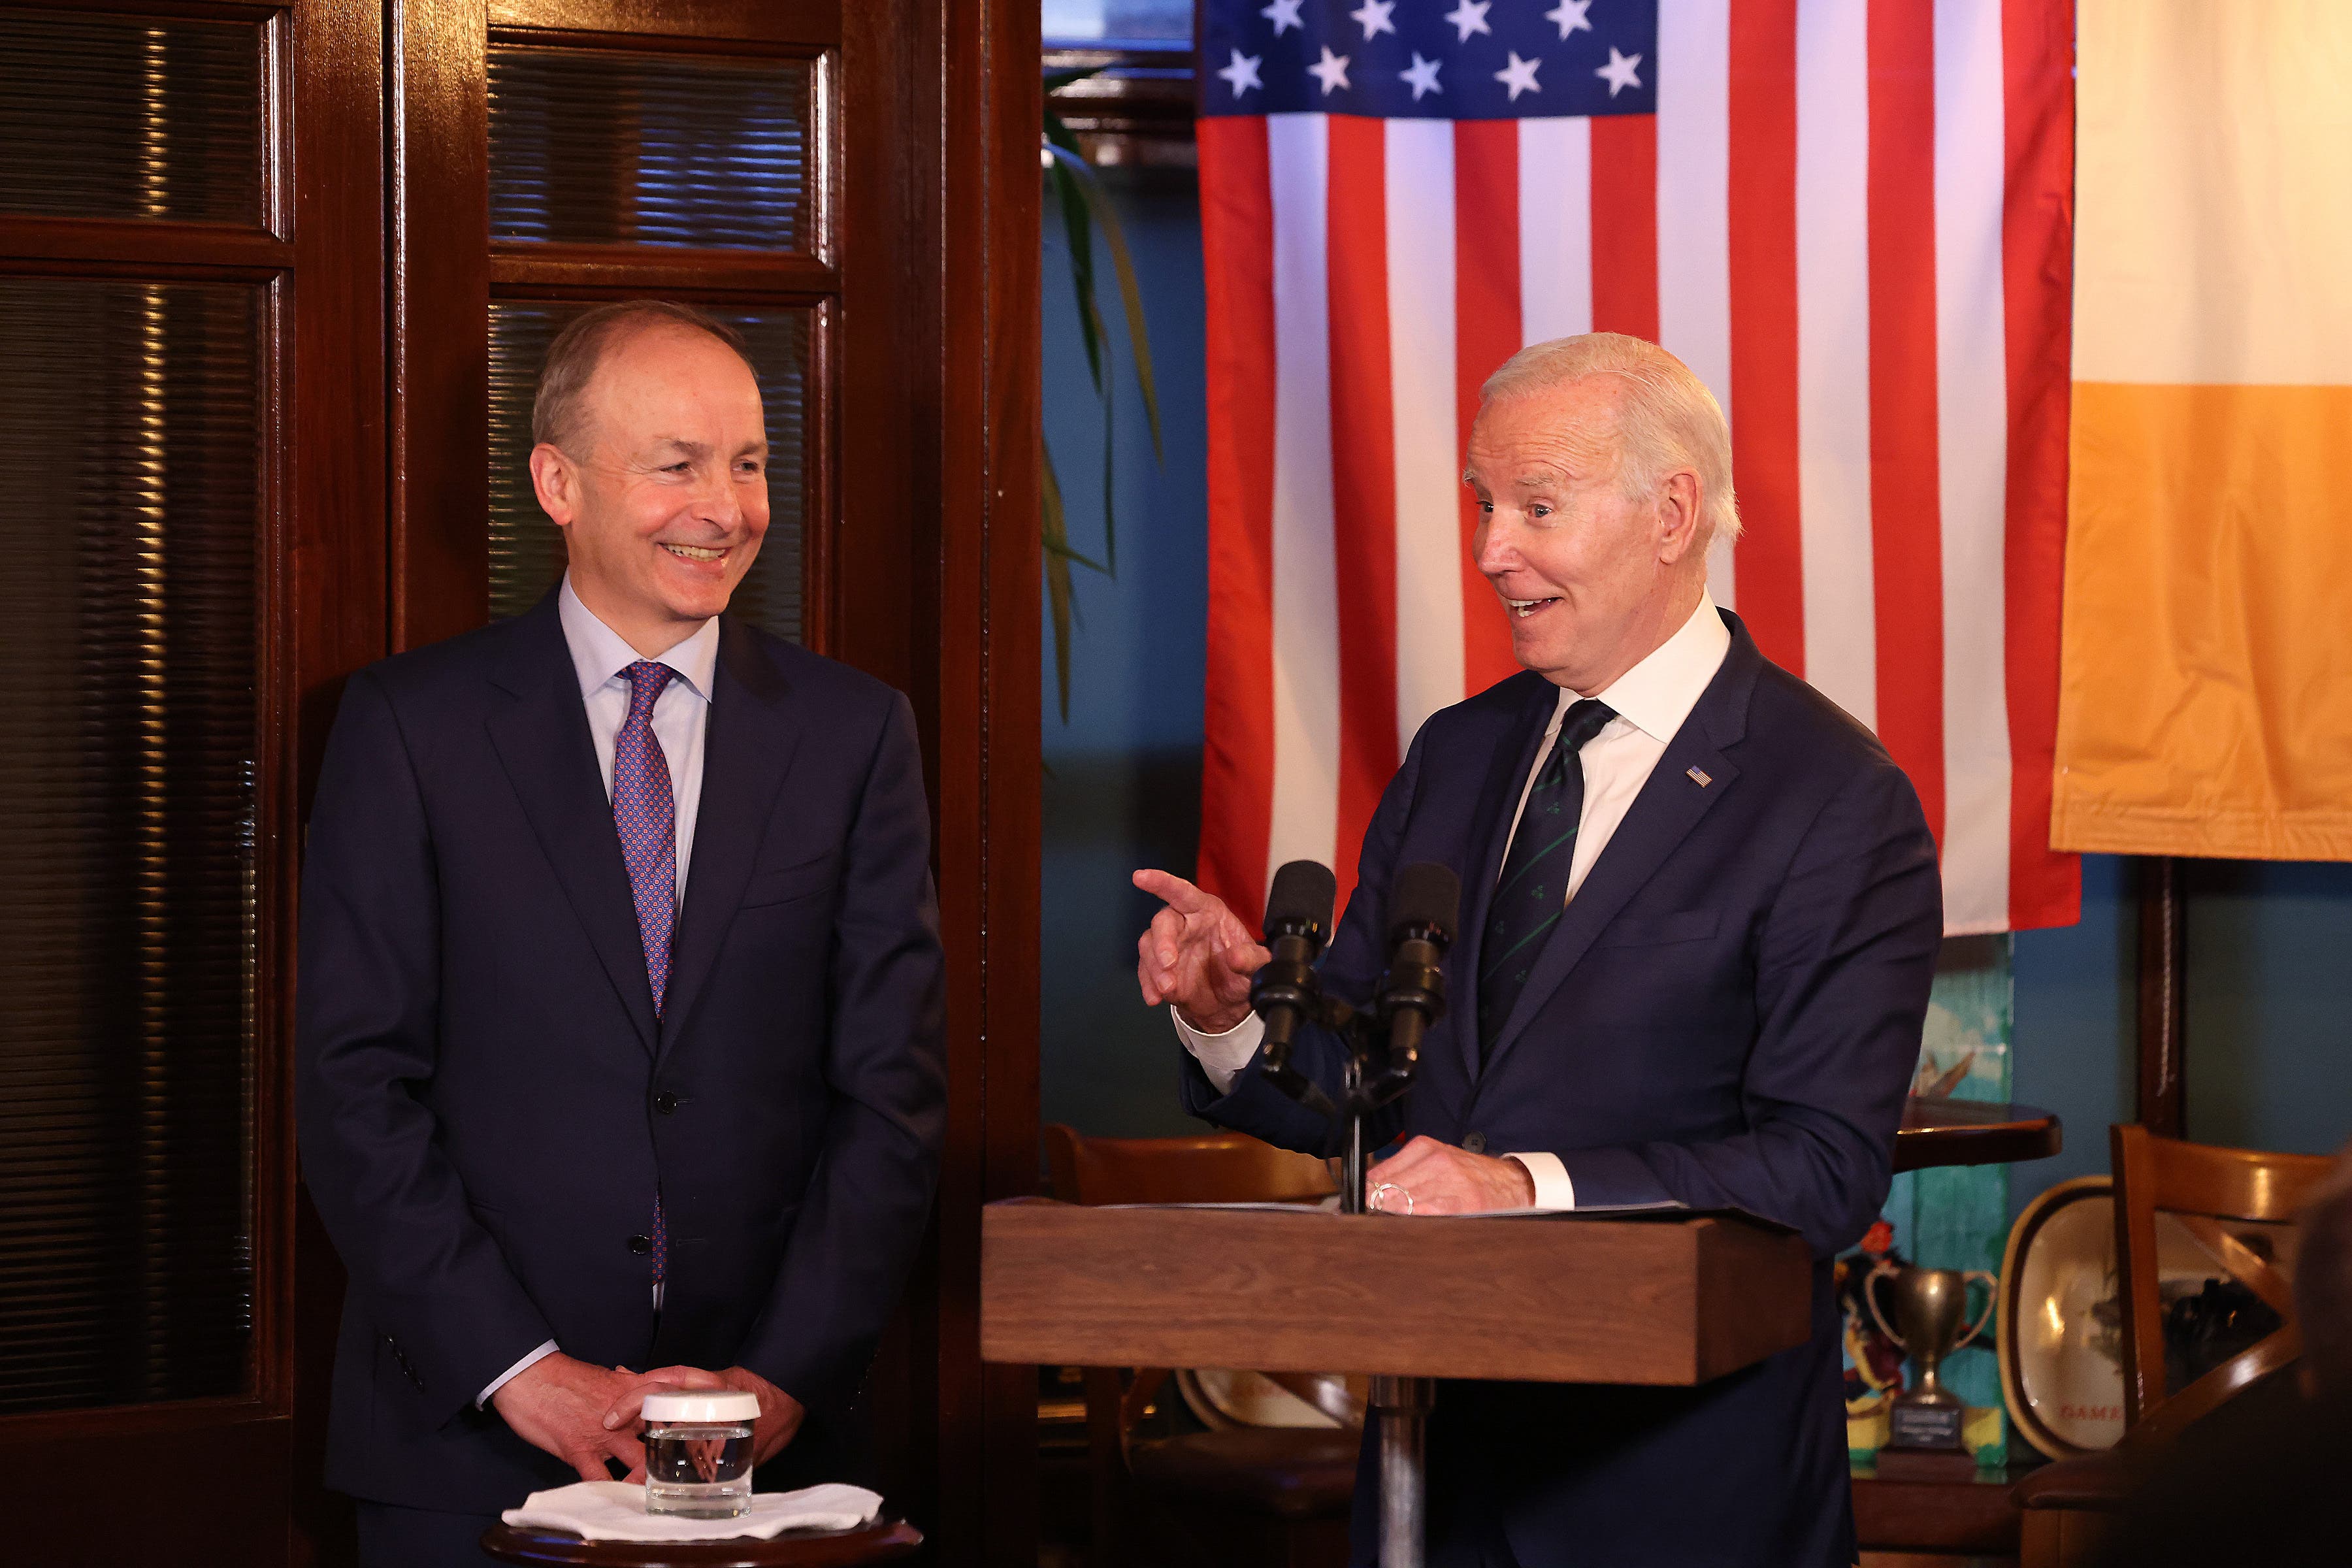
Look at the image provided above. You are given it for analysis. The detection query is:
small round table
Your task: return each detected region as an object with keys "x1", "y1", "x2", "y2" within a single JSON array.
[
  {"x1": 1891, "y1": 1096, "x2": 2061, "y2": 1173},
  {"x1": 480, "y1": 1518, "x2": 923, "y2": 1567}
]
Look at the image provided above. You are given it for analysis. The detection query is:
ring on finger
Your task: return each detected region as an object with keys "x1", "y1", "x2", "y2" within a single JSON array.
[{"x1": 1369, "y1": 1181, "x2": 1413, "y2": 1216}]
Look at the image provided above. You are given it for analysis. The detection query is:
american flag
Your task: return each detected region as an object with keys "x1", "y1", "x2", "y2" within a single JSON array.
[{"x1": 1195, "y1": 0, "x2": 2078, "y2": 936}]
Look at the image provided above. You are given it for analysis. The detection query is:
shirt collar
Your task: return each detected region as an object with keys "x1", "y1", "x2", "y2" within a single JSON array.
[
  {"x1": 557, "y1": 573, "x2": 719, "y2": 705},
  {"x1": 1554, "y1": 591, "x2": 1731, "y2": 745}
]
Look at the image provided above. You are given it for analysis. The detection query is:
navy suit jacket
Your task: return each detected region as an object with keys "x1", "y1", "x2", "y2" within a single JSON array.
[
  {"x1": 297, "y1": 592, "x2": 947, "y2": 1513},
  {"x1": 1183, "y1": 612, "x2": 1941, "y2": 1568}
]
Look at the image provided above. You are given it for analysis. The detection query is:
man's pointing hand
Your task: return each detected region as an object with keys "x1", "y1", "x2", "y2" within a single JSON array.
[{"x1": 1133, "y1": 868, "x2": 1269, "y2": 1034}]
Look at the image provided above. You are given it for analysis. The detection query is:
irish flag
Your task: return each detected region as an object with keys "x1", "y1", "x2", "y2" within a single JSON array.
[{"x1": 2053, "y1": 0, "x2": 2352, "y2": 860}]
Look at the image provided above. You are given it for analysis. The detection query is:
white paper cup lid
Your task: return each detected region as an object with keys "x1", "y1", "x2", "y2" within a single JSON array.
[{"x1": 642, "y1": 1390, "x2": 760, "y2": 1423}]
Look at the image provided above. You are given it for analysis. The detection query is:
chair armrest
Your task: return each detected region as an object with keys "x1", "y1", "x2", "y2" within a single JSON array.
[{"x1": 2011, "y1": 1448, "x2": 2134, "y2": 1512}]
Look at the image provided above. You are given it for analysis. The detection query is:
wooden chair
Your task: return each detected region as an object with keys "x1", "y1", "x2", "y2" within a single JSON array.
[
  {"x1": 1042, "y1": 1124, "x2": 1358, "y2": 1568},
  {"x1": 2014, "y1": 1125, "x2": 2335, "y2": 1568}
]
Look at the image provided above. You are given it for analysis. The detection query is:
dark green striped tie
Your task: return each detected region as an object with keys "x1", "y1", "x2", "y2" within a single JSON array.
[{"x1": 1478, "y1": 698, "x2": 1616, "y2": 1060}]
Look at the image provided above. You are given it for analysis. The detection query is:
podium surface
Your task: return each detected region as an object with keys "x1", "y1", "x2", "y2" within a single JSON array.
[{"x1": 981, "y1": 1196, "x2": 1812, "y2": 1385}]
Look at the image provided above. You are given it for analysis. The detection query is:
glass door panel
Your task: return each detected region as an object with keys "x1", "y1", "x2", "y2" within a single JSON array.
[
  {"x1": 489, "y1": 42, "x2": 815, "y2": 252},
  {"x1": 0, "y1": 276, "x2": 265, "y2": 1415},
  {"x1": 486, "y1": 299, "x2": 811, "y2": 641}
]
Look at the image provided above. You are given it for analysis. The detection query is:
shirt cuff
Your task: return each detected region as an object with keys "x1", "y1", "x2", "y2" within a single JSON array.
[
  {"x1": 1505, "y1": 1152, "x2": 1576, "y2": 1211},
  {"x1": 479, "y1": 1338, "x2": 559, "y2": 1409},
  {"x1": 1171, "y1": 1006, "x2": 1266, "y2": 1096}
]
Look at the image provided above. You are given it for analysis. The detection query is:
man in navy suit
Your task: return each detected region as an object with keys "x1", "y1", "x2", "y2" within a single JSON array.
[
  {"x1": 299, "y1": 302, "x2": 945, "y2": 1565},
  {"x1": 1136, "y1": 333, "x2": 1941, "y2": 1566}
]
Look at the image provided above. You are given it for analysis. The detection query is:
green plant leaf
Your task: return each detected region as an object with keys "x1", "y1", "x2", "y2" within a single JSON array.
[
  {"x1": 1041, "y1": 140, "x2": 1160, "y2": 465},
  {"x1": 1100, "y1": 353, "x2": 1117, "y2": 576},
  {"x1": 1039, "y1": 88, "x2": 1168, "y2": 707},
  {"x1": 1041, "y1": 441, "x2": 1075, "y2": 723},
  {"x1": 1045, "y1": 156, "x2": 1105, "y2": 396},
  {"x1": 1079, "y1": 162, "x2": 1164, "y2": 468}
]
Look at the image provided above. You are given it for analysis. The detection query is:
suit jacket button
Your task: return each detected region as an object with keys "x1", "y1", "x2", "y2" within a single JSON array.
[
  {"x1": 628, "y1": 1234, "x2": 653, "y2": 1254},
  {"x1": 653, "y1": 1092, "x2": 678, "y2": 1115},
  {"x1": 1463, "y1": 1132, "x2": 1488, "y2": 1154}
]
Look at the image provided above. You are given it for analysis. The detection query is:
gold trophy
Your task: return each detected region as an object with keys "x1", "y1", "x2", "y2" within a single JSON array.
[{"x1": 1865, "y1": 1262, "x2": 1997, "y2": 1453}]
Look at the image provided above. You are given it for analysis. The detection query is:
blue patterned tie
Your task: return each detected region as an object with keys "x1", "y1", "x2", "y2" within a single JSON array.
[
  {"x1": 613, "y1": 661, "x2": 675, "y2": 1286},
  {"x1": 1478, "y1": 698, "x2": 1616, "y2": 1062}
]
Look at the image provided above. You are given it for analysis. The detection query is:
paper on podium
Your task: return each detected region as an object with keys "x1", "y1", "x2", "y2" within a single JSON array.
[{"x1": 1102, "y1": 1198, "x2": 1716, "y2": 1220}]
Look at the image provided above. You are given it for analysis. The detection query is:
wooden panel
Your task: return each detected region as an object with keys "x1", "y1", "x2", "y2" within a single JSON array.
[
  {"x1": 1852, "y1": 1471, "x2": 2025, "y2": 1554},
  {"x1": 490, "y1": 242, "x2": 836, "y2": 295},
  {"x1": 281, "y1": 1, "x2": 390, "y2": 1563},
  {"x1": 2136, "y1": 857, "x2": 2186, "y2": 1137},
  {"x1": 827, "y1": 0, "x2": 936, "y2": 1534},
  {"x1": 0, "y1": 0, "x2": 383, "y2": 1558},
  {"x1": 1895, "y1": 1098, "x2": 2064, "y2": 1173},
  {"x1": 0, "y1": 215, "x2": 291, "y2": 269},
  {"x1": 930, "y1": 0, "x2": 1043, "y2": 1561},
  {"x1": 12, "y1": 1407, "x2": 293, "y2": 1563},
  {"x1": 390, "y1": 0, "x2": 490, "y2": 651},
  {"x1": 488, "y1": 0, "x2": 839, "y2": 46},
  {"x1": 980, "y1": 1201, "x2": 1810, "y2": 1385}
]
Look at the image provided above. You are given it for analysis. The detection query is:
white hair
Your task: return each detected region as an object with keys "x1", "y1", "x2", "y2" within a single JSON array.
[{"x1": 1478, "y1": 333, "x2": 1742, "y2": 555}]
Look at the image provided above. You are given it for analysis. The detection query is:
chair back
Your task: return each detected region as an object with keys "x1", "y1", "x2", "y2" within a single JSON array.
[
  {"x1": 1043, "y1": 1123, "x2": 1336, "y2": 1207},
  {"x1": 2110, "y1": 1124, "x2": 2335, "y2": 1439}
]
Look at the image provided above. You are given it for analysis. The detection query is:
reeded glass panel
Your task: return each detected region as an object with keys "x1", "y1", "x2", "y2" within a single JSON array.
[
  {"x1": 487, "y1": 302, "x2": 809, "y2": 643},
  {"x1": 489, "y1": 44, "x2": 811, "y2": 252},
  {"x1": 0, "y1": 278, "x2": 263, "y2": 1414},
  {"x1": 0, "y1": 8, "x2": 265, "y2": 224}
]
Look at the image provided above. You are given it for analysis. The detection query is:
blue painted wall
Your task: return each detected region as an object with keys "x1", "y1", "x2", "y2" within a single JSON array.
[
  {"x1": 1039, "y1": 167, "x2": 2352, "y2": 1196},
  {"x1": 1040, "y1": 165, "x2": 1213, "y2": 1138},
  {"x1": 2007, "y1": 854, "x2": 2138, "y2": 1218}
]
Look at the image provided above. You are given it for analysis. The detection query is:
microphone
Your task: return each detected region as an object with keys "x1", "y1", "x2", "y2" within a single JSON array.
[
  {"x1": 1376, "y1": 862, "x2": 1458, "y2": 1077},
  {"x1": 1250, "y1": 860, "x2": 1337, "y2": 1058}
]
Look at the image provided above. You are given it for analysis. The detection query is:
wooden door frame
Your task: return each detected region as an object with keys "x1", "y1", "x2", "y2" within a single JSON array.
[
  {"x1": 928, "y1": 0, "x2": 1043, "y2": 1560},
  {"x1": 372, "y1": 0, "x2": 1042, "y2": 1561},
  {"x1": 2135, "y1": 857, "x2": 2187, "y2": 1138},
  {"x1": 0, "y1": 2, "x2": 387, "y2": 1563}
]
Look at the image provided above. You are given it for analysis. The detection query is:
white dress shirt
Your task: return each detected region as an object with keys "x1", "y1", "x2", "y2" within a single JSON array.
[
  {"x1": 1174, "y1": 593, "x2": 1732, "y2": 1211},
  {"x1": 479, "y1": 575, "x2": 721, "y2": 1407}
]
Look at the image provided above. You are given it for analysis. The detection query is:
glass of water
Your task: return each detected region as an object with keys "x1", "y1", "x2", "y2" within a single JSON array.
[{"x1": 642, "y1": 1390, "x2": 759, "y2": 1518}]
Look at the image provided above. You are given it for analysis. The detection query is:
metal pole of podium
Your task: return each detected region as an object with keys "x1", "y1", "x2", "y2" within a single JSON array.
[{"x1": 1371, "y1": 1375, "x2": 1434, "y2": 1568}]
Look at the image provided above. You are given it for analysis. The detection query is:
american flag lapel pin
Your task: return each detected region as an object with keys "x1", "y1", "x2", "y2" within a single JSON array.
[{"x1": 1687, "y1": 766, "x2": 1713, "y2": 788}]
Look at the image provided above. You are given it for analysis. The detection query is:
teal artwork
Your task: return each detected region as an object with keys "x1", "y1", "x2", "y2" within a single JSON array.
[{"x1": 1845, "y1": 934, "x2": 2014, "y2": 1467}]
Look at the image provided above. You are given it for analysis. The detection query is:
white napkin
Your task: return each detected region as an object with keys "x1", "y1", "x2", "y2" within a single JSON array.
[{"x1": 502, "y1": 1480, "x2": 882, "y2": 1542}]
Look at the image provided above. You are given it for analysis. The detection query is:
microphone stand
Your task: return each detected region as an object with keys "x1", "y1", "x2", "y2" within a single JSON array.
[
  {"x1": 1256, "y1": 987, "x2": 1441, "y2": 1568},
  {"x1": 1258, "y1": 992, "x2": 1420, "y2": 1215},
  {"x1": 1250, "y1": 860, "x2": 1453, "y2": 1568}
]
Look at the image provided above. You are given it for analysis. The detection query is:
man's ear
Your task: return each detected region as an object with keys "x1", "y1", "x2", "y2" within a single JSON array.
[
  {"x1": 529, "y1": 442, "x2": 578, "y2": 528},
  {"x1": 1655, "y1": 469, "x2": 1702, "y2": 566}
]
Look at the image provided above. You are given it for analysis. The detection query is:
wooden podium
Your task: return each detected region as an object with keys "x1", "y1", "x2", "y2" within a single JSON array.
[{"x1": 981, "y1": 1197, "x2": 1814, "y2": 1567}]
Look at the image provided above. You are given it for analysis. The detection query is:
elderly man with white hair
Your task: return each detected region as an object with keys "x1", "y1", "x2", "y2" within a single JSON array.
[{"x1": 1134, "y1": 334, "x2": 1943, "y2": 1567}]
